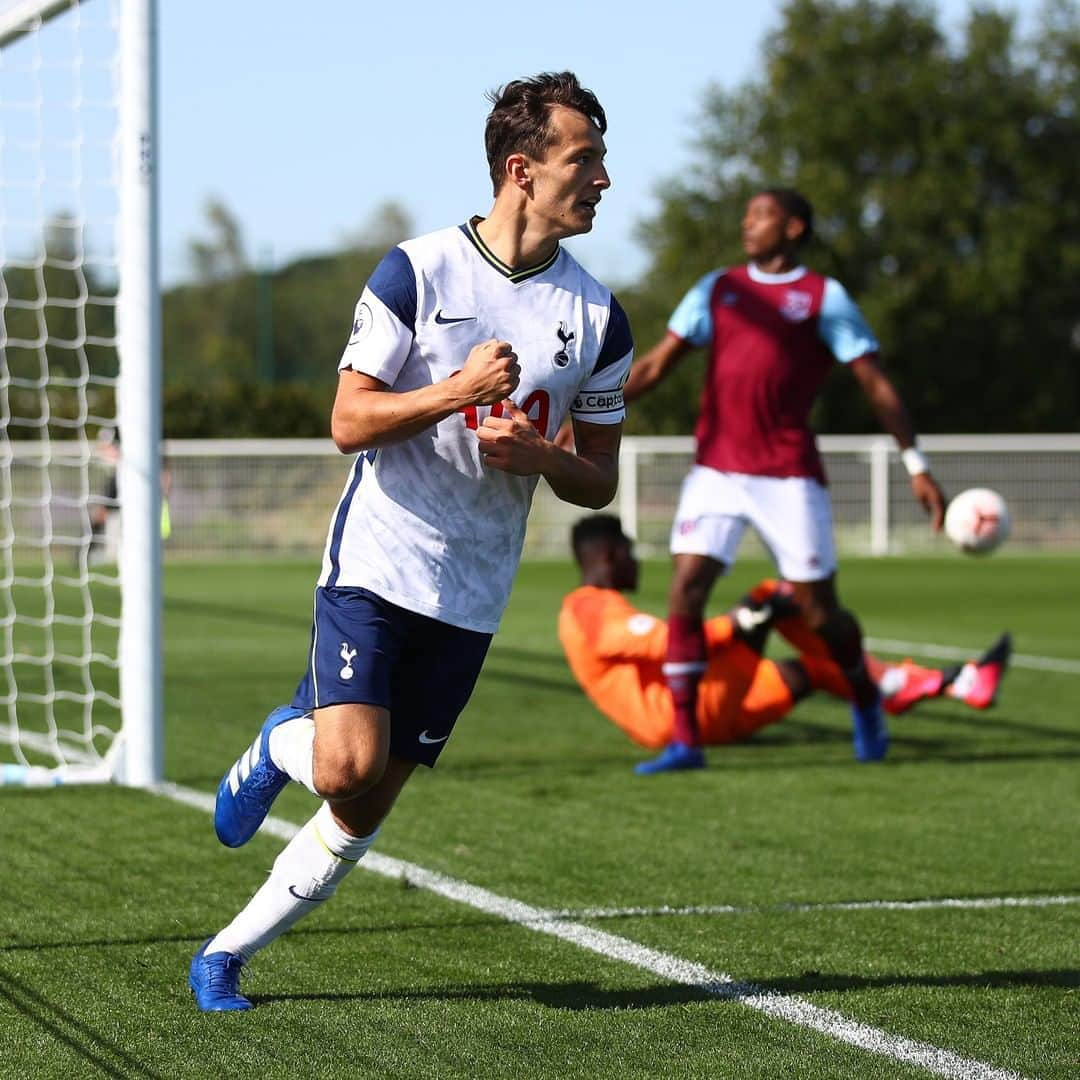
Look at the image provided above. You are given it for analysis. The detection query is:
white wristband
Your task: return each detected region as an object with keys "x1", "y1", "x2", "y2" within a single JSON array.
[{"x1": 901, "y1": 446, "x2": 929, "y2": 476}]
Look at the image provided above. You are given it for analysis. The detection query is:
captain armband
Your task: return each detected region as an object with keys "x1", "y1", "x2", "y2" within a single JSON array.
[{"x1": 570, "y1": 387, "x2": 625, "y2": 418}]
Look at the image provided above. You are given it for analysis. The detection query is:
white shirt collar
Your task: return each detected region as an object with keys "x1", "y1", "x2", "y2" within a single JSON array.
[{"x1": 746, "y1": 263, "x2": 808, "y2": 285}]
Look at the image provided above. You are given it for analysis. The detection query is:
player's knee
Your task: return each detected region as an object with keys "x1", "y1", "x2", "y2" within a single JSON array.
[
  {"x1": 789, "y1": 586, "x2": 838, "y2": 633},
  {"x1": 813, "y1": 604, "x2": 858, "y2": 644},
  {"x1": 799, "y1": 601, "x2": 829, "y2": 632},
  {"x1": 313, "y1": 745, "x2": 388, "y2": 801}
]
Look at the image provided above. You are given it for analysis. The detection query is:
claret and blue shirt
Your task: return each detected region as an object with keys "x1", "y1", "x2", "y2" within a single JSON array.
[{"x1": 668, "y1": 264, "x2": 879, "y2": 484}]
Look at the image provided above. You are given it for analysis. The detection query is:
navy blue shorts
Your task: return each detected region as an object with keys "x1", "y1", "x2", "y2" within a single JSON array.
[{"x1": 291, "y1": 586, "x2": 492, "y2": 767}]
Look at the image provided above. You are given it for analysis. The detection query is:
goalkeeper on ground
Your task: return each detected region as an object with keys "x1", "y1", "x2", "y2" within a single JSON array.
[{"x1": 560, "y1": 515, "x2": 1010, "y2": 761}]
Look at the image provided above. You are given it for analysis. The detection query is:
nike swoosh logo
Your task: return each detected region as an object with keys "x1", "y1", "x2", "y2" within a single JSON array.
[
  {"x1": 288, "y1": 885, "x2": 327, "y2": 902},
  {"x1": 434, "y1": 309, "x2": 476, "y2": 325},
  {"x1": 418, "y1": 730, "x2": 449, "y2": 745}
]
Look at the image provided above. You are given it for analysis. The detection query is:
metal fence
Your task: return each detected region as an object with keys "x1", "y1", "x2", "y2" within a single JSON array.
[
  {"x1": 614, "y1": 434, "x2": 1080, "y2": 558},
  {"x1": 134, "y1": 435, "x2": 1080, "y2": 560}
]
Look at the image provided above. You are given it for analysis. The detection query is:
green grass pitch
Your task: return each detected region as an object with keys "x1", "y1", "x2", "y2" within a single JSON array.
[{"x1": 1, "y1": 554, "x2": 1077, "y2": 1078}]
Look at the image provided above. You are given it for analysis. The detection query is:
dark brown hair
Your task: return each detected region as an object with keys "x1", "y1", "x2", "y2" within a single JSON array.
[{"x1": 485, "y1": 71, "x2": 607, "y2": 194}]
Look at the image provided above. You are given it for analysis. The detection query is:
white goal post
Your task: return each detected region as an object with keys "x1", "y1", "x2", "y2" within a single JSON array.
[{"x1": 0, "y1": 0, "x2": 161, "y2": 786}]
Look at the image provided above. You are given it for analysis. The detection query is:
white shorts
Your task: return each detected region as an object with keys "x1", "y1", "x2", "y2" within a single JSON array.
[{"x1": 669, "y1": 466, "x2": 837, "y2": 582}]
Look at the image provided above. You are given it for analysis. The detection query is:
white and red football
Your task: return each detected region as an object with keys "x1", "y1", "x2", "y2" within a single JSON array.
[{"x1": 944, "y1": 487, "x2": 1010, "y2": 555}]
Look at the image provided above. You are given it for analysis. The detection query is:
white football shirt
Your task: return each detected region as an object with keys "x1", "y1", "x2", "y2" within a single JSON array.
[{"x1": 318, "y1": 219, "x2": 633, "y2": 633}]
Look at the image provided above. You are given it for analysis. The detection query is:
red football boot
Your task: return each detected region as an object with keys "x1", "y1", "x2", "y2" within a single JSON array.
[
  {"x1": 882, "y1": 661, "x2": 946, "y2": 715},
  {"x1": 948, "y1": 633, "x2": 1012, "y2": 709}
]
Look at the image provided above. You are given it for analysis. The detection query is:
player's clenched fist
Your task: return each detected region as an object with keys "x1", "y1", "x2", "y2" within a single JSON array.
[
  {"x1": 459, "y1": 339, "x2": 520, "y2": 405},
  {"x1": 476, "y1": 400, "x2": 547, "y2": 475}
]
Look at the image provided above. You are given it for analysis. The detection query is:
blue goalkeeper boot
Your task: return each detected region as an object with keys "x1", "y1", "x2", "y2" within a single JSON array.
[
  {"x1": 214, "y1": 704, "x2": 303, "y2": 847},
  {"x1": 189, "y1": 938, "x2": 251, "y2": 1012},
  {"x1": 634, "y1": 741, "x2": 706, "y2": 775},
  {"x1": 851, "y1": 694, "x2": 889, "y2": 762}
]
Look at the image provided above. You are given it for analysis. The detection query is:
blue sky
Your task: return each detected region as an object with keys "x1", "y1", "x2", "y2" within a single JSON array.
[{"x1": 159, "y1": 0, "x2": 1042, "y2": 288}]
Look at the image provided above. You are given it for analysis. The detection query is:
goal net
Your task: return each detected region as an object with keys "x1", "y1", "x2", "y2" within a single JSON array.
[{"x1": 0, "y1": 0, "x2": 160, "y2": 786}]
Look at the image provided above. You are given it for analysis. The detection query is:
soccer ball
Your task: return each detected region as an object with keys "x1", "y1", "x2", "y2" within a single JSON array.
[{"x1": 944, "y1": 487, "x2": 1010, "y2": 555}]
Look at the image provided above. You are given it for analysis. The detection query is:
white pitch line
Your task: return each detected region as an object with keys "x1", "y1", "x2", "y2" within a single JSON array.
[
  {"x1": 552, "y1": 894, "x2": 1080, "y2": 921},
  {"x1": 159, "y1": 782, "x2": 1026, "y2": 1080},
  {"x1": 865, "y1": 637, "x2": 1080, "y2": 675}
]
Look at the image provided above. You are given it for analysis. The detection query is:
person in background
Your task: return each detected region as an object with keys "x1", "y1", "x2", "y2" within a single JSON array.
[
  {"x1": 559, "y1": 515, "x2": 1009, "y2": 757},
  {"x1": 616, "y1": 189, "x2": 946, "y2": 772}
]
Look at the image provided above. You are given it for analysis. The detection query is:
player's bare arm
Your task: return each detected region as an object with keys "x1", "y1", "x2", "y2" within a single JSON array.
[
  {"x1": 477, "y1": 408, "x2": 621, "y2": 509},
  {"x1": 850, "y1": 354, "x2": 946, "y2": 530},
  {"x1": 330, "y1": 340, "x2": 520, "y2": 452},
  {"x1": 622, "y1": 331, "x2": 693, "y2": 403}
]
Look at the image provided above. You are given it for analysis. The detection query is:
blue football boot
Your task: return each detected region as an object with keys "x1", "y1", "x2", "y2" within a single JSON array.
[
  {"x1": 851, "y1": 695, "x2": 889, "y2": 761},
  {"x1": 214, "y1": 704, "x2": 303, "y2": 847},
  {"x1": 634, "y1": 741, "x2": 706, "y2": 776},
  {"x1": 189, "y1": 938, "x2": 251, "y2": 1012}
]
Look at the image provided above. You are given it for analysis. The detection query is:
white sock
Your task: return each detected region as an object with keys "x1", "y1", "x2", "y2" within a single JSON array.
[
  {"x1": 877, "y1": 666, "x2": 907, "y2": 697},
  {"x1": 268, "y1": 712, "x2": 318, "y2": 795},
  {"x1": 207, "y1": 802, "x2": 377, "y2": 964},
  {"x1": 946, "y1": 663, "x2": 977, "y2": 700}
]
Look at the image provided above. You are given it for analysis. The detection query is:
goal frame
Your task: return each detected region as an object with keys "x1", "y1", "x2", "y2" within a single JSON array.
[{"x1": 1, "y1": 0, "x2": 162, "y2": 786}]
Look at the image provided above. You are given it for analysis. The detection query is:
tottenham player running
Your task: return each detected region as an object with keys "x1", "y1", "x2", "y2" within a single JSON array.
[
  {"x1": 189, "y1": 72, "x2": 632, "y2": 1012},
  {"x1": 622, "y1": 189, "x2": 946, "y2": 774}
]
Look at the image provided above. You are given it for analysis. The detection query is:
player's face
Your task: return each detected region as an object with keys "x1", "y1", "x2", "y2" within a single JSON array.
[
  {"x1": 741, "y1": 194, "x2": 801, "y2": 260},
  {"x1": 527, "y1": 105, "x2": 610, "y2": 239}
]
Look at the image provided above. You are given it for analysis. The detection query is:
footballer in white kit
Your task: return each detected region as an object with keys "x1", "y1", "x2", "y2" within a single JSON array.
[
  {"x1": 191, "y1": 73, "x2": 627, "y2": 1014},
  {"x1": 318, "y1": 217, "x2": 630, "y2": 631},
  {"x1": 290, "y1": 217, "x2": 633, "y2": 763}
]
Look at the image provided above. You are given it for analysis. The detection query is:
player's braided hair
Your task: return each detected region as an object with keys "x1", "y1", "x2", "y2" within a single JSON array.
[
  {"x1": 571, "y1": 514, "x2": 626, "y2": 560},
  {"x1": 485, "y1": 71, "x2": 607, "y2": 194},
  {"x1": 758, "y1": 187, "x2": 815, "y2": 243}
]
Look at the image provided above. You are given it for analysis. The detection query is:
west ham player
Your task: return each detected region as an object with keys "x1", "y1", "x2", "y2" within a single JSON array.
[
  {"x1": 622, "y1": 189, "x2": 946, "y2": 773},
  {"x1": 560, "y1": 516, "x2": 1010, "y2": 753},
  {"x1": 189, "y1": 72, "x2": 633, "y2": 1011}
]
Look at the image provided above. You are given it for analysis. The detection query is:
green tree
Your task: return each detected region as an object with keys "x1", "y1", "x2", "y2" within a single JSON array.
[
  {"x1": 187, "y1": 196, "x2": 249, "y2": 281},
  {"x1": 163, "y1": 198, "x2": 256, "y2": 386},
  {"x1": 626, "y1": 0, "x2": 1080, "y2": 434},
  {"x1": 161, "y1": 200, "x2": 415, "y2": 432}
]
